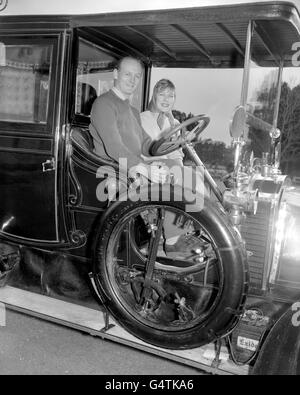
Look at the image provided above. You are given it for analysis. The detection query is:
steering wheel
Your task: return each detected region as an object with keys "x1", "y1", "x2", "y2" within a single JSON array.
[{"x1": 149, "y1": 114, "x2": 210, "y2": 156}]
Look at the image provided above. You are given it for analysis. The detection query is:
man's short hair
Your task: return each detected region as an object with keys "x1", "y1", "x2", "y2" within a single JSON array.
[{"x1": 114, "y1": 56, "x2": 144, "y2": 71}]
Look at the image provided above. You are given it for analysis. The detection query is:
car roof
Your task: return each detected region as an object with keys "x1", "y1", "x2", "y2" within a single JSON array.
[{"x1": 1, "y1": 1, "x2": 300, "y2": 67}]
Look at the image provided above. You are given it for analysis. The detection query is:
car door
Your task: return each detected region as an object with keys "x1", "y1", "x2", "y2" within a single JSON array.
[{"x1": 0, "y1": 33, "x2": 61, "y2": 242}]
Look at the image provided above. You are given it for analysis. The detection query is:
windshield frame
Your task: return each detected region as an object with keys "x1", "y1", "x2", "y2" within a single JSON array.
[{"x1": 238, "y1": 19, "x2": 284, "y2": 169}]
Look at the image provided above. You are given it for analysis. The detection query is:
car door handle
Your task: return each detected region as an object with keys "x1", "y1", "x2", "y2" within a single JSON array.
[{"x1": 42, "y1": 157, "x2": 56, "y2": 172}]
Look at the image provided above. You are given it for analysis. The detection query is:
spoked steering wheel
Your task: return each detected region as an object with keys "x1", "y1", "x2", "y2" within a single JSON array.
[{"x1": 150, "y1": 114, "x2": 210, "y2": 156}]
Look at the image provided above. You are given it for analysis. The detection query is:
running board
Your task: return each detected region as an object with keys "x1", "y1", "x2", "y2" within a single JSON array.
[{"x1": 0, "y1": 286, "x2": 249, "y2": 375}]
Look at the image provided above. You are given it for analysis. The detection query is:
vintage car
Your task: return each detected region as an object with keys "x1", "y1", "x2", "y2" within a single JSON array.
[{"x1": 1, "y1": 0, "x2": 300, "y2": 374}]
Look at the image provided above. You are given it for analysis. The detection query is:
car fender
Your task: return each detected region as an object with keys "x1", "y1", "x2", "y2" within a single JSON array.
[{"x1": 252, "y1": 304, "x2": 300, "y2": 375}]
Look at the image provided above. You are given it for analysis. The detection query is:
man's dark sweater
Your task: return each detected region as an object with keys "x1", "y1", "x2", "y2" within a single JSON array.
[{"x1": 89, "y1": 90, "x2": 151, "y2": 169}]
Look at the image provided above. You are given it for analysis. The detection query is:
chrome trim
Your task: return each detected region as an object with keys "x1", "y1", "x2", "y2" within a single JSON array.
[
  {"x1": 270, "y1": 61, "x2": 283, "y2": 168},
  {"x1": 53, "y1": 30, "x2": 68, "y2": 242},
  {"x1": 0, "y1": 230, "x2": 67, "y2": 245},
  {"x1": 67, "y1": 137, "x2": 83, "y2": 206},
  {"x1": 273, "y1": 61, "x2": 283, "y2": 132},
  {"x1": 262, "y1": 197, "x2": 278, "y2": 290},
  {"x1": 42, "y1": 157, "x2": 56, "y2": 172},
  {"x1": 268, "y1": 199, "x2": 287, "y2": 285},
  {"x1": 65, "y1": 127, "x2": 88, "y2": 248},
  {"x1": 70, "y1": 153, "x2": 99, "y2": 176},
  {"x1": 0, "y1": 147, "x2": 52, "y2": 155},
  {"x1": 68, "y1": 205, "x2": 105, "y2": 213},
  {"x1": 69, "y1": 229, "x2": 87, "y2": 247}
]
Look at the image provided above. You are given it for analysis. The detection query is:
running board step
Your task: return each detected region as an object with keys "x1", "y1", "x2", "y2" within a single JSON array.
[{"x1": 0, "y1": 286, "x2": 249, "y2": 375}]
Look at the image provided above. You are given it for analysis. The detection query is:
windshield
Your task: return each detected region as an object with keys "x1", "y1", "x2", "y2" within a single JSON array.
[
  {"x1": 240, "y1": 25, "x2": 281, "y2": 169},
  {"x1": 239, "y1": 24, "x2": 300, "y2": 180}
]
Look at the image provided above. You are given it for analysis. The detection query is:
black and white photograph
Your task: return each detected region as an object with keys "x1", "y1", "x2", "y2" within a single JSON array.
[{"x1": 0, "y1": 0, "x2": 300, "y2": 378}]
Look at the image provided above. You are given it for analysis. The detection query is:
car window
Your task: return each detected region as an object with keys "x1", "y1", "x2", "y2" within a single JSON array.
[
  {"x1": 75, "y1": 38, "x2": 116, "y2": 117},
  {"x1": 0, "y1": 43, "x2": 53, "y2": 124},
  {"x1": 75, "y1": 38, "x2": 144, "y2": 117}
]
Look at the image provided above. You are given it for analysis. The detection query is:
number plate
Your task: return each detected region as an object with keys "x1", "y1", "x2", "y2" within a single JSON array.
[{"x1": 237, "y1": 336, "x2": 259, "y2": 352}]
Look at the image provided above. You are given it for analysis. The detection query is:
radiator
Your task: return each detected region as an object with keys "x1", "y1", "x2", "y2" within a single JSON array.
[{"x1": 241, "y1": 201, "x2": 273, "y2": 292}]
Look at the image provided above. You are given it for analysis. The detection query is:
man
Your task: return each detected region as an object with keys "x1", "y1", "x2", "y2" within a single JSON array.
[
  {"x1": 89, "y1": 56, "x2": 168, "y2": 182},
  {"x1": 90, "y1": 56, "x2": 204, "y2": 257}
]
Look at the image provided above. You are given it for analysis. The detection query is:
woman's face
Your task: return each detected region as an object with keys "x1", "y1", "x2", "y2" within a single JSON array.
[{"x1": 155, "y1": 88, "x2": 176, "y2": 113}]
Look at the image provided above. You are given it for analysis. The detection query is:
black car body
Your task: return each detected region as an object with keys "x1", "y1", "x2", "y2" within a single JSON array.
[{"x1": 1, "y1": 0, "x2": 300, "y2": 374}]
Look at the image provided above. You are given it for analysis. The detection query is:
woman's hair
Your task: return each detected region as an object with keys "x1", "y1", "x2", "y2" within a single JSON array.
[{"x1": 148, "y1": 79, "x2": 176, "y2": 112}]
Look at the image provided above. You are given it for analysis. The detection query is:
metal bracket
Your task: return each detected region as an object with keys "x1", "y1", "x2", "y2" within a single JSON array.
[
  {"x1": 88, "y1": 272, "x2": 115, "y2": 333},
  {"x1": 211, "y1": 339, "x2": 223, "y2": 369},
  {"x1": 42, "y1": 157, "x2": 56, "y2": 172},
  {"x1": 100, "y1": 310, "x2": 115, "y2": 333}
]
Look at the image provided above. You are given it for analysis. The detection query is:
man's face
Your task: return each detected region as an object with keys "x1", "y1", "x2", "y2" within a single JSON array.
[{"x1": 114, "y1": 58, "x2": 143, "y2": 98}]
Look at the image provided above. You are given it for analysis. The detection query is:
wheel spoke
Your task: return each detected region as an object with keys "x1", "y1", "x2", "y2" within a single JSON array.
[
  {"x1": 140, "y1": 208, "x2": 165, "y2": 305},
  {"x1": 105, "y1": 204, "x2": 223, "y2": 331}
]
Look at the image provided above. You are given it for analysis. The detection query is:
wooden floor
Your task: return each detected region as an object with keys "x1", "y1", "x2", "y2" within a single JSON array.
[{"x1": 0, "y1": 285, "x2": 249, "y2": 375}]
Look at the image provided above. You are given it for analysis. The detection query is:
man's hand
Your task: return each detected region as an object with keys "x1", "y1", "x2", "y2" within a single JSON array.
[
  {"x1": 129, "y1": 162, "x2": 169, "y2": 184},
  {"x1": 128, "y1": 163, "x2": 149, "y2": 180},
  {"x1": 149, "y1": 161, "x2": 170, "y2": 183}
]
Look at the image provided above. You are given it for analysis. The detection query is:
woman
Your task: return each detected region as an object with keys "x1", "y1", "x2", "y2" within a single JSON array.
[
  {"x1": 140, "y1": 79, "x2": 205, "y2": 254},
  {"x1": 140, "y1": 79, "x2": 184, "y2": 167},
  {"x1": 141, "y1": 78, "x2": 208, "y2": 207}
]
